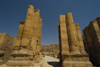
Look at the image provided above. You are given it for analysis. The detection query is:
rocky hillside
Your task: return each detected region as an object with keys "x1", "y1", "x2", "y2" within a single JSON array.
[{"x1": 40, "y1": 44, "x2": 59, "y2": 53}]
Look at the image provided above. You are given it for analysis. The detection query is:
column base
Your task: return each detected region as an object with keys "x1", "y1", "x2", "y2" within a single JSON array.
[
  {"x1": 62, "y1": 61, "x2": 93, "y2": 67},
  {"x1": 0, "y1": 50, "x2": 4, "y2": 55},
  {"x1": 62, "y1": 54, "x2": 93, "y2": 67}
]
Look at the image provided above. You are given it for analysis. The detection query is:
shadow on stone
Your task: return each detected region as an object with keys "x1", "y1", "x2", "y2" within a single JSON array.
[{"x1": 48, "y1": 62, "x2": 61, "y2": 67}]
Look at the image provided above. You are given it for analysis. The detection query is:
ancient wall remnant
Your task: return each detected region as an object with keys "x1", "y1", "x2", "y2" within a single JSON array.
[
  {"x1": 58, "y1": 12, "x2": 93, "y2": 67},
  {"x1": 5, "y1": 5, "x2": 43, "y2": 67},
  {"x1": 83, "y1": 17, "x2": 100, "y2": 66},
  {"x1": 0, "y1": 33, "x2": 15, "y2": 64}
]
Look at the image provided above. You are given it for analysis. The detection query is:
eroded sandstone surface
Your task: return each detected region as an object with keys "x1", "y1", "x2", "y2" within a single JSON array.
[
  {"x1": 0, "y1": 5, "x2": 52, "y2": 67},
  {"x1": 58, "y1": 12, "x2": 93, "y2": 67},
  {"x1": 83, "y1": 17, "x2": 100, "y2": 66}
]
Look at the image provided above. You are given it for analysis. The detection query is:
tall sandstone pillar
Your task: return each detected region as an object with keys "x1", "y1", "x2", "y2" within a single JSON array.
[
  {"x1": 58, "y1": 23, "x2": 62, "y2": 62},
  {"x1": 31, "y1": 9, "x2": 40, "y2": 52},
  {"x1": 14, "y1": 21, "x2": 24, "y2": 48},
  {"x1": 59, "y1": 15, "x2": 69, "y2": 61},
  {"x1": 21, "y1": 5, "x2": 34, "y2": 47},
  {"x1": 58, "y1": 12, "x2": 93, "y2": 67},
  {"x1": 75, "y1": 23, "x2": 87, "y2": 54},
  {"x1": 5, "y1": 5, "x2": 43, "y2": 67},
  {"x1": 38, "y1": 19, "x2": 43, "y2": 52},
  {"x1": 65, "y1": 13, "x2": 80, "y2": 54}
]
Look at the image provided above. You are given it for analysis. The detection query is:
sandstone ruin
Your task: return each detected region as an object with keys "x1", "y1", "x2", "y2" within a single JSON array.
[
  {"x1": 58, "y1": 12, "x2": 93, "y2": 67},
  {"x1": 0, "y1": 5, "x2": 54, "y2": 67},
  {"x1": 1, "y1": 4, "x2": 98, "y2": 67},
  {"x1": 0, "y1": 33, "x2": 15, "y2": 64},
  {"x1": 83, "y1": 17, "x2": 100, "y2": 66},
  {"x1": 2, "y1": 5, "x2": 52, "y2": 67}
]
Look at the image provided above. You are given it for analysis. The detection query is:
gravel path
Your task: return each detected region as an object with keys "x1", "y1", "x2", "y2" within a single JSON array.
[
  {"x1": 45, "y1": 56, "x2": 61, "y2": 67},
  {"x1": 45, "y1": 56, "x2": 59, "y2": 62}
]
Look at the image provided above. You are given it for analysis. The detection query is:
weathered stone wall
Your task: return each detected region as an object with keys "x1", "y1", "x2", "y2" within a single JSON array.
[
  {"x1": 83, "y1": 17, "x2": 100, "y2": 66},
  {"x1": 58, "y1": 12, "x2": 93, "y2": 67},
  {"x1": 0, "y1": 33, "x2": 15, "y2": 64}
]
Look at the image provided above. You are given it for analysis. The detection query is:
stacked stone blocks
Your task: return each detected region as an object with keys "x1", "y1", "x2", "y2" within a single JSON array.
[
  {"x1": 5, "y1": 5, "x2": 43, "y2": 67},
  {"x1": 58, "y1": 12, "x2": 93, "y2": 67},
  {"x1": 83, "y1": 17, "x2": 100, "y2": 66}
]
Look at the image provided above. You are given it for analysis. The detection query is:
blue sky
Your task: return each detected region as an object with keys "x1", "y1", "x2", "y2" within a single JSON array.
[{"x1": 0, "y1": 0, "x2": 100, "y2": 45}]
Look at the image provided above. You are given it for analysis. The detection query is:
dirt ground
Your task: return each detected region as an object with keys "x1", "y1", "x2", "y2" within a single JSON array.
[{"x1": 45, "y1": 56, "x2": 61, "y2": 67}]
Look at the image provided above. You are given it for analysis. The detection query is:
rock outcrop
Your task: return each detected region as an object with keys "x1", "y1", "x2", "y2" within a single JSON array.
[{"x1": 40, "y1": 44, "x2": 59, "y2": 58}]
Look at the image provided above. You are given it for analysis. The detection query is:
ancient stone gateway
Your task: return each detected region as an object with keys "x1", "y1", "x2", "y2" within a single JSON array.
[
  {"x1": 5, "y1": 5, "x2": 43, "y2": 67},
  {"x1": 0, "y1": 5, "x2": 97, "y2": 67},
  {"x1": 83, "y1": 17, "x2": 100, "y2": 66},
  {"x1": 58, "y1": 12, "x2": 93, "y2": 67}
]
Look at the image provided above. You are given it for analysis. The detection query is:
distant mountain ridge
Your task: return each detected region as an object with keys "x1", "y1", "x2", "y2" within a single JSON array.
[{"x1": 40, "y1": 44, "x2": 59, "y2": 53}]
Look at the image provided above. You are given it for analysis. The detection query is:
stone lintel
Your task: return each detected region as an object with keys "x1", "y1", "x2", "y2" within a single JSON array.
[{"x1": 19, "y1": 21, "x2": 25, "y2": 24}]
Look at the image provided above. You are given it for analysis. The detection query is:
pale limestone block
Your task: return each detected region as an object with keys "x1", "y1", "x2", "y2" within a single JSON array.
[{"x1": 6, "y1": 60, "x2": 34, "y2": 66}]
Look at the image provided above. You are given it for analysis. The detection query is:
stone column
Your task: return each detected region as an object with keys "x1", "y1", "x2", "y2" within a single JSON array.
[
  {"x1": 4, "y1": 5, "x2": 45, "y2": 67},
  {"x1": 65, "y1": 12, "x2": 80, "y2": 54},
  {"x1": 58, "y1": 23, "x2": 62, "y2": 63},
  {"x1": 21, "y1": 5, "x2": 34, "y2": 47},
  {"x1": 83, "y1": 28, "x2": 90, "y2": 53},
  {"x1": 59, "y1": 15, "x2": 69, "y2": 55},
  {"x1": 31, "y1": 9, "x2": 40, "y2": 51},
  {"x1": 14, "y1": 21, "x2": 24, "y2": 48},
  {"x1": 75, "y1": 23, "x2": 87, "y2": 54},
  {"x1": 37, "y1": 19, "x2": 43, "y2": 52},
  {"x1": 36, "y1": 17, "x2": 41, "y2": 53},
  {"x1": 39, "y1": 19, "x2": 43, "y2": 45}
]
